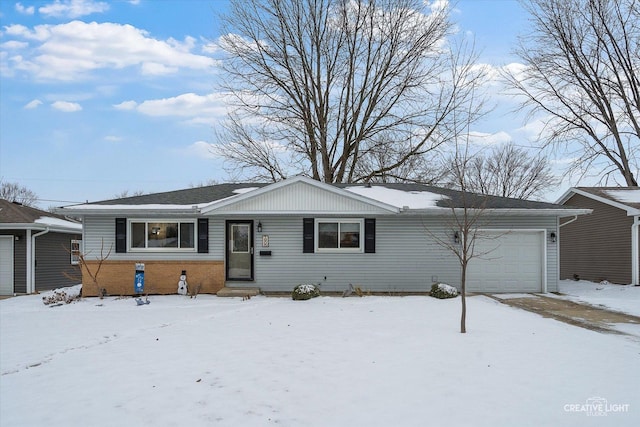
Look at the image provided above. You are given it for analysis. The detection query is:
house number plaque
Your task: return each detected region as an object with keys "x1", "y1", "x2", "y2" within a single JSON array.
[{"x1": 262, "y1": 235, "x2": 269, "y2": 247}]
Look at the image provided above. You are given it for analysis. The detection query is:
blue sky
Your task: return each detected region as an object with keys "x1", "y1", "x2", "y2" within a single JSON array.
[{"x1": 0, "y1": 0, "x2": 550, "y2": 208}]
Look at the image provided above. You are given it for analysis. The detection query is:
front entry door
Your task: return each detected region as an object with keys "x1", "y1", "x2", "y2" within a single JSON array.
[{"x1": 226, "y1": 221, "x2": 254, "y2": 281}]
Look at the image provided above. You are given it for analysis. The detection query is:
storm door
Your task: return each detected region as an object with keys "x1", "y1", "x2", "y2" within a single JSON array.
[{"x1": 226, "y1": 220, "x2": 254, "y2": 281}]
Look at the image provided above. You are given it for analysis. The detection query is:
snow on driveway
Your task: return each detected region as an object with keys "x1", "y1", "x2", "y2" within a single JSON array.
[
  {"x1": 558, "y1": 280, "x2": 640, "y2": 317},
  {"x1": 1, "y1": 292, "x2": 639, "y2": 427}
]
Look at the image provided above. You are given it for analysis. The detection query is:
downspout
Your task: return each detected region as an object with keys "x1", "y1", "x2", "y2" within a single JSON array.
[
  {"x1": 30, "y1": 228, "x2": 50, "y2": 293},
  {"x1": 558, "y1": 215, "x2": 578, "y2": 228},
  {"x1": 633, "y1": 216, "x2": 639, "y2": 286},
  {"x1": 556, "y1": 215, "x2": 578, "y2": 290},
  {"x1": 25, "y1": 229, "x2": 32, "y2": 294}
]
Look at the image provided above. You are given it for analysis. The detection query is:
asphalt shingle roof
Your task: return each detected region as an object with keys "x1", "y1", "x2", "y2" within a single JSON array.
[
  {"x1": 573, "y1": 186, "x2": 640, "y2": 211},
  {"x1": 86, "y1": 181, "x2": 568, "y2": 210},
  {"x1": 91, "y1": 183, "x2": 270, "y2": 205},
  {"x1": 0, "y1": 199, "x2": 79, "y2": 224}
]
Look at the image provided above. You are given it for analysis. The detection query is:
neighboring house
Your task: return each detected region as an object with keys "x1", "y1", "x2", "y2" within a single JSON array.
[
  {"x1": 0, "y1": 199, "x2": 83, "y2": 295},
  {"x1": 57, "y1": 176, "x2": 588, "y2": 296},
  {"x1": 557, "y1": 187, "x2": 640, "y2": 285}
]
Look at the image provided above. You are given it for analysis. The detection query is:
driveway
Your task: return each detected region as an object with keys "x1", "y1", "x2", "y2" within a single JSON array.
[{"x1": 488, "y1": 294, "x2": 640, "y2": 338}]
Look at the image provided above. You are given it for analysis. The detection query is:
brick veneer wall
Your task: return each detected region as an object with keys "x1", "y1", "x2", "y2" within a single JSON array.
[{"x1": 81, "y1": 260, "x2": 225, "y2": 296}]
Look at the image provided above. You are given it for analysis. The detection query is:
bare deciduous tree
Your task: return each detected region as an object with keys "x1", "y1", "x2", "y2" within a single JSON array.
[
  {"x1": 443, "y1": 144, "x2": 558, "y2": 200},
  {"x1": 0, "y1": 180, "x2": 38, "y2": 207},
  {"x1": 504, "y1": 0, "x2": 639, "y2": 186},
  {"x1": 428, "y1": 142, "x2": 492, "y2": 334},
  {"x1": 215, "y1": 0, "x2": 486, "y2": 183},
  {"x1": 78, "y1": 239, "x2": 112, "y2": 299}
]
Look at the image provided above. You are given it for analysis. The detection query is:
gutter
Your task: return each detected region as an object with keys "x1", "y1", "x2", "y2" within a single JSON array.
[
  {"x1": 55, "y1": 205, "x2": 202, "y2": 216},
  {"x1": 28, "y1": 227, "x2": 50, "y2": 294},
  {"x1": 402, "y1": 208, "x2": 592, "y2": 217}
]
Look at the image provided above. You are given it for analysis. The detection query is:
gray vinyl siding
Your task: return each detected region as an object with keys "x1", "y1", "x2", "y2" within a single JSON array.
[
  {"x1": 83, "y1": 216, "x2": 221, "y2": 261},
  {"x1": 560, "y1": 194, "x2": 633, "y2": 284},
  {"x1": 83, "y1": 213, "x2": 559, "y2": 292},
  {"x1": 34, "y1": 232, "x2": 82, "y2": 291},
  {"x1": 229, "y1": 214, "x2": 559, "y2": 293},
  {"x1": 0, "y1": 231, "x2": 27, "y2": 293}
]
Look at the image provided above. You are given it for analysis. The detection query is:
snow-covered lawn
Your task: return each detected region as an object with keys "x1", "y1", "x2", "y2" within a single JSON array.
[
  {"x1": 558, "y1": 280, "x2": 640, "y2": 317},
  {"x1": 1, "y1": 290, "x2": 639, "y2": 427}
]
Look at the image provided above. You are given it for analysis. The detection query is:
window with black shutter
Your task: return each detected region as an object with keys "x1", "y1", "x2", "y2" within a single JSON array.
[
  {"x1": 115, "y1": 218, "x2": 127, "y2": 253},
  {"x1": 364, "y1": 218, "x2": 376, "y2": 253},
  {"x1": 303, "y1": 218, "x2": 314, "y2": 253},
  {"x1": 198, "y1": 218, "x2": 209, "y2": 253}
]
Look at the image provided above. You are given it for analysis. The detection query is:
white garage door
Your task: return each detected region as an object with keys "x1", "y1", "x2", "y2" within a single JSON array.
[
  {"x1": 0, "y1": 236, "x2": 14, "y2": 295},
  {"x1": 466, "y1": 230, "x2": 544, "y2": 293}
]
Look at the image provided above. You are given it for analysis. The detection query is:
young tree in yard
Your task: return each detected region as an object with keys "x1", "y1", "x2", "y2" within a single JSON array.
[
  {"x1": 0, "y1": 180, "x2": 38, "y2": 207},
  {"x1": 78, "y1": 239, "x2": 112, "y2": 299},
  {"x1": 215, "y1": 0, "x2": 486, "y2": 183},
  {"x1": 443, "y1": 144, "x2": 558, "y2": 200},
  {"x1": 433, "y1": 145, "x2": 491, "y2": 334},
  {"x1": 504, "y1": 0, "x2": 639, "y2": 186}
]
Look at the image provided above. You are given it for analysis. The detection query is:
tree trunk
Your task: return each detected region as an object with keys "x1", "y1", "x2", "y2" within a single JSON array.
[{"x1": 460, "y1": 261, "x2": 467, "y2": 333}]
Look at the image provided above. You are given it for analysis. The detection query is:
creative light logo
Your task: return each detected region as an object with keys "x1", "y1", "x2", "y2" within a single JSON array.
[{"x1": 564, "y1": 397, "x2": 630, "y2": 417}]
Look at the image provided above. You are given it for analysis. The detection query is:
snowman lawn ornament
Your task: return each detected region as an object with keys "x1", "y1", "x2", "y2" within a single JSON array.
[{"x1": 177, "y1": 271, "x2": 188, "y2": 295}]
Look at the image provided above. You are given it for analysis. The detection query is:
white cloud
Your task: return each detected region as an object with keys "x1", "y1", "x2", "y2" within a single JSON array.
[
  {"x1": 104, "y1": 135, "x2": 122, "y2": 142},
  {"x1": 131, "y1": 92, "x2": 230, "y2": 124},
  {"x1": 113, "y1": 100, "x2": 137, "y2": 110},
  {"x1": 466, "y1": 130, "x2": 513, "y2": 146},
  {"x1": 140, "y1": 62, "x2": 178, "y2": 76},
  {"x1": 427, "y1": 0, "x2": 449, "y2": 14},
  {"x1": 15, "y1": 3, "x2": 35, "y2": 15},
  {"x1": 39, "y1": 0, "x2": 109, "y2": 19},
  {"x1": 1, "y1": 41, "x2": 29, "y2": 50},
  {"x1": 183, "y1": 141, "x2": 217, "y2": 159},
  {"x1": 3, "y1": 21, "x2": 216, "y2": 81},
  {"x1": 4, "y1": 24, "x2": 50, "y2": 41},
  {"x1": 24, "y1": 99, "x2": 43, "y2": 109},
  {"x1": 51, "y1": 100, "x2": 82, "y2": 112},
  {"x1": 514, "y1": 117, "x2": 548, "y2": 141}
]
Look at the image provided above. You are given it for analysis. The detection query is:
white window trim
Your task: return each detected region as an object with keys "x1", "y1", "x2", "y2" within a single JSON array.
[
  {"x1": 127, "y1": 219, "x2": 197, "y2": 252},
  {"x1": 70, "y1": 239, "x2": 82, "y2": 265},
  {"x1": 314, "y1": 218, "x2": 364, "y2": 253}
]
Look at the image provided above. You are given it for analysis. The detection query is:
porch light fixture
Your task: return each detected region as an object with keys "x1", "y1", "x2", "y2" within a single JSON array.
[
  {"x1": 257, "y1": 221, "x2": 263, "y2": 233},
  {"x1": 454, "y1": 231, "x2": 460, "y2": 244},
  {"x1": 549, "y1": 232, "x2": 557, "y2": 243}
]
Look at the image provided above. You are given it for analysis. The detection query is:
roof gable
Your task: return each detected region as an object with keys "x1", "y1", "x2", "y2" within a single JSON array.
[
  {"x1": 202, "y1": 176, "x2": 399, "y2": 214},
  {"x1": 557, "y1": 187, "x2": 640, "y2": 216}
]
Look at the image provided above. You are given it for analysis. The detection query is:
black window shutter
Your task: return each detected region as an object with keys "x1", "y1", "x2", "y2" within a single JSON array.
[
  {"x1": 303, "y1": 218, "x2": 314, "y2": 253},
  {"x1": 197, "y1": 218, "x2": 209, "y2": 253},
  {"x1": 364, "y1": 218, "x2": 376, "y2": 253},
  {"x1": 115, "y1": 218, "x2": 127, "y2": 253}
]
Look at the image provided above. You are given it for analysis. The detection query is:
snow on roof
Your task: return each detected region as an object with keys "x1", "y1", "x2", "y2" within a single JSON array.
[
  {"x1": 232, "y1": 187, "x2": 260, "y2": 195},
  {"x1": 34, "y1": 216, "x2": 82, "y2": 230},
  {"x1": 345, "y1": 185, "x2": 448, "y2": 209},
  {"x1": 605, "y1": 189, "x2": 640, "y2": 205}
]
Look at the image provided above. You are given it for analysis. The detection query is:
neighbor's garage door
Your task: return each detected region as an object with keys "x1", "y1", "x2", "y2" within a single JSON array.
[
  {"x1": 466, "y1": 230, "x2": 544, "y2": 293},
  {"x1": 0, "y1": 236, "x2": 14, "y2": 295}
]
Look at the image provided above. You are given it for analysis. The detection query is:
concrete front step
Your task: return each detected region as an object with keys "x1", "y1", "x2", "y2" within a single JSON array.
[{"x1": 216, "y1": 287, "x2": 261, "y2": 297}]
